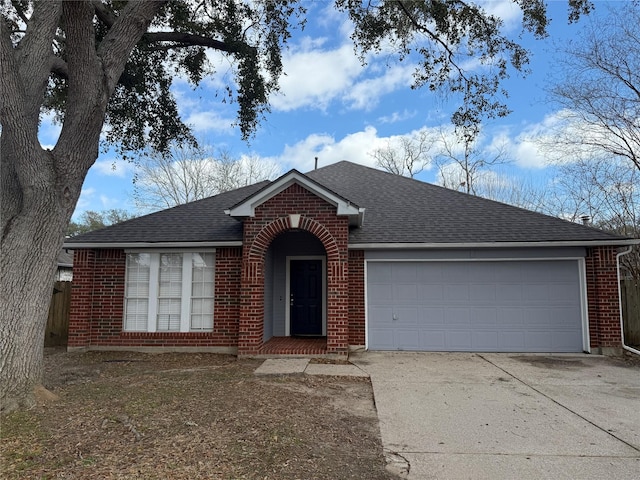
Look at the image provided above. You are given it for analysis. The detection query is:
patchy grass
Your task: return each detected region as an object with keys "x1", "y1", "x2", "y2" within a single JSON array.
[{"x1": 1, "y1": 349, "x2": 396, "y2": 479}]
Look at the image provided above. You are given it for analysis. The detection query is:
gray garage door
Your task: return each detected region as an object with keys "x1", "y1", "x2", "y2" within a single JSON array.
[{"x1": 367, "y1": 260, "x2": 584, "y2": 352}]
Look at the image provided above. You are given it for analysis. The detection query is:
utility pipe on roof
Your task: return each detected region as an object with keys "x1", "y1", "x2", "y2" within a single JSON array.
[{"x1": 617, "y1": 245, "x2": 640, "y2": 356}]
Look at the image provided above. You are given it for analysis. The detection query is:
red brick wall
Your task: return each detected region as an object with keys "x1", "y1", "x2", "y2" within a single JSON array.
[
  {"x1": 348, "y1": 250, "x2": 365, "y2": 346},
  {"x1": 68, "y1": 247, "x2": 242, "y2": 349},
  {"x1": 239, "y1": 183, "x2": 350, "y2": 355},
  {"x1": 68, "y1": 249, "x2": 96, "y2": 347},
  {"x1": 585, "y1": 246, "x2": 623, "y2": 350}
]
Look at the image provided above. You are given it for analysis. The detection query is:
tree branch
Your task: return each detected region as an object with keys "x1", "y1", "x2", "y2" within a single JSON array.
[
  {"x1": 143, "y1": 31, "x2": 248, "y2": 55},
  {"x1": 50, "y1": 55, "x2": 68, "y2": 79},
  {"x1": 395, "y1": 0, "x2": 467, "y2": 82},
  {"x1": 92, "y1": 0, "x2": 117, "y2": 28},
  {"x1": 97, "y1": 0, "x2": 167, "y2": 93}
]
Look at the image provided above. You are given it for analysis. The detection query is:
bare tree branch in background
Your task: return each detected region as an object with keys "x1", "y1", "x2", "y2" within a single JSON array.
[
  {"x1": 67, "y1": 209, "x2": 136, "y2": 237},
  {"x1": 549, "y1": 156, "x2": 639, "y2": 279},
  {"x1": 546, "y1": 3, "x2": 640, "y2": 173},
  {"x1": 133, "y1": 145, "x2": 280, "y2": 213},
  {"x1": 370, "y1": 129, "x2": 437, "y2": 178},
  {"x1": 434, "y1": 126, "x2": 509, "y2": 195}
]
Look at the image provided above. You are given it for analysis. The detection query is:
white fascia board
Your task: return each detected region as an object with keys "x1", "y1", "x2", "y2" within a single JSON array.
[
  {"x1": 63, "y1": 241, "x2": 243, "y2": 249},
  {"x1": 226, "y1": 172, "x2": 360, "y2": 218},
  {"x1": 348, "y1": 239, "x2": 640, "y2": 249}
]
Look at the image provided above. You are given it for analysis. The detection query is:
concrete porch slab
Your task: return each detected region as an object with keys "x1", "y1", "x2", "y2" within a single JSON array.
[{"x1": 254, "y1": 358, "x2": 309, "y2": 375}]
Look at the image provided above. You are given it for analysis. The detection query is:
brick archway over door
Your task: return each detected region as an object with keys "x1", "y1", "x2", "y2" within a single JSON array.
[{"x1": 238, "y1": 214, "x2": 349, "y2": 356}]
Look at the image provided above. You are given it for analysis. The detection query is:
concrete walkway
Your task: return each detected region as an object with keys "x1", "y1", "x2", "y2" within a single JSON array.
[
  {"x1": 351, "y1": 352, "x2": 640, "y2": 480},
  {"x1": 254, "y1": 358, "x2": 369, "y2": 377}
]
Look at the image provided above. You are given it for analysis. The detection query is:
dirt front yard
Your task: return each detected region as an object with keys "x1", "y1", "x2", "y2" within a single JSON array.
[{"x1": 1, "y1": 349, "x2": 396, "y2": 479}]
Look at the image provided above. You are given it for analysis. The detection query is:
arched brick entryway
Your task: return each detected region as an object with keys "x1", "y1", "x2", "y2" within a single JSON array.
[{"x1": 238, "y1": 214, "x2": 349, "y2": 356}]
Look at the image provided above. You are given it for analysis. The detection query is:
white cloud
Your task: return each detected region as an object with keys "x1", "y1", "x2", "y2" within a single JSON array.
[
  {"x1": 275, "y1": 126, "x2": 390, "y2": 172},
  {"x1": 345, "y1": 63, "x2": 416, "y2": 110},
  {"x1": 481, "y1": 0, "x2": 524, "y2": 32},
  {"x1": 74, "y1": 187, "x2": 96, "y2": 217},
  {"x1": 272, "y1": 41, "x2": 365, "y2": 111},
  {"x1": 184, "y1": 111, "x2": 235, "y2": 134},
  {"x1": 92, "y1": 158, "x2": 134, "y2": 178},
  {"x1": 377, "y1": 109, "x2": 418, "y2": 124}
]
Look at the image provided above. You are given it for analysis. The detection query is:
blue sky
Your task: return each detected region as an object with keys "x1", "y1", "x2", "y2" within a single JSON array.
[{"x1": 37, "y1": 0, "x2": 622, "y2": 220}]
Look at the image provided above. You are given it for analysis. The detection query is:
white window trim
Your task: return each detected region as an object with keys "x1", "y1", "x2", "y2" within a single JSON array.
[{"x1": 124, "y1": 251, "x2": 216, "y2": 333}]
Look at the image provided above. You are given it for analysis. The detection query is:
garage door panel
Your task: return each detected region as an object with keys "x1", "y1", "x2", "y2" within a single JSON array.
[
  {"x1": 396, "y1": 329, "x2": 421, "y2": 349},
  {"x1": 498, "y1": 308, "x2": 526, "y2": 326},
  {"x1": 417, "y1": 264, "x2": 444, "y2": 282},
  {"x1": 496, "y1": 284, "x2": 523, "y2": 302},
  {"x1": 420, "y1": 330, "x2": 446, "y2": 349},
  {"x1": 471, "y1": 308, "x2": 498, "y2": 326},
  {"x1": 445, "y1": 307, "x2": 471, "y2": 325},
  {"x1": 419, "y1": 307, "x2": 445, "y2": 325},
  {"x1": 499, "y1": 331, "x2": 526, "y2": 349},
  {"x1": 368, "y1": 283, "x2": 393, "y2": 302},
  {"x1": 392, "y1": 263, "x2": 417, "y2": 282},
  {"x1": 419, "y1": 284, "x2": 444, "y2": 301},
  {"x1": 447, "y1": 331, "x2": 473, "y2": 349},
  {"x1": 368, "y1": 329, "x2": 395, "y2": 350},
  {"x1": 470, "y1": 284, "x2": 497, "y2": 302},
  {"x1": 442, "y1": 263, "x2": 470, "y2": 281},
  {"x1": 395, "y1": 283, "x2": 419, "y2": 302},
  {"x1": 395, "y1": 307, "x2": 419, "y2": 325},
  {"x1": 367, "y1": 260, "x2": 584, "y2": 352}
]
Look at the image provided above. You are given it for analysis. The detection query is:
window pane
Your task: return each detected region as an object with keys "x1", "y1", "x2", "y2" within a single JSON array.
[
  {"x1": 157, "y1": 298, "x2": 181, "y2": 331},
  {"x1": 124, "y1": 254, "x2": 150, "y2": 331},
  {"x1": 191, "y1": 253, "x2": 214, "y2": 331},
  {"x1": 125, "y1": 299, "x2": 148, "y2": 331},
  {"x1": 159, "y1": 253, "x2": 182, "y2": 297}
]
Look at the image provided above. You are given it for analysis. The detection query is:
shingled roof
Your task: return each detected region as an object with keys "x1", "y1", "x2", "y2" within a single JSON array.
[{"x1": 65, "y1": 161, "x2": 632, "y2": 247}]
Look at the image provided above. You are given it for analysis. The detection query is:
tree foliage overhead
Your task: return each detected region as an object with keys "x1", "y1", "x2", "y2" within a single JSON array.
[
  {"x1": 3, "y1": 0, "x2": 306, "y2": 155},
  {"x1": 337, "y1": 0, "x2": 592, "y2": 133}
]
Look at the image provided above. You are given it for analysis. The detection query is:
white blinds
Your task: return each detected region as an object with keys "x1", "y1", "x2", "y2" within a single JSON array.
[
  {"x1": 191, "y1": 253, "x2": 215, "y2": 330},
  {"x1": 124, "y1": 252, "x2": 215, "y2": 332},
  {"x1": 124, "y1": 254, "x2": 151, "y2": 331}
]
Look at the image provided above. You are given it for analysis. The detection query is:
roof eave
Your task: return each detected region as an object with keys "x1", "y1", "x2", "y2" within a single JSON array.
[
  {"x1": 348, "y1": 239, "x2": 640, "y2": 249},
  {"x1": 63, "y1": 241, "x2": 243, "y2": 249}
]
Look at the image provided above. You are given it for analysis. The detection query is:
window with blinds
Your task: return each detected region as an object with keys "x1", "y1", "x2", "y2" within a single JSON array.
[
  {"x1": 124, "y1": 253, "x2": 151, "y2": 331},
  {"x1": 123, "y1": 252, "x2": 215, "y2": 332},
  {"x1": 190, "y1": 252, "x2": 215, "y2": 331}
]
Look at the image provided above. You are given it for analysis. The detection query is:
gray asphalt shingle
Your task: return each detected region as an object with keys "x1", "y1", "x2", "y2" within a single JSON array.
[{"x1": 65, "y1": 161, "x2": 627, "y2": 246}]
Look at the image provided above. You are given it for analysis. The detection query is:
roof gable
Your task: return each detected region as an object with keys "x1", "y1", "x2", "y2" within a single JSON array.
[{"x1": 225, "y1": 169, "x2": 364, "y2": 226}]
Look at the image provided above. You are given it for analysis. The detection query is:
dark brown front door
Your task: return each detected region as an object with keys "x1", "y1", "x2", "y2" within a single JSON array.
[{"x1": 290, "y1": 259, "x2": 323, "y2": 336}]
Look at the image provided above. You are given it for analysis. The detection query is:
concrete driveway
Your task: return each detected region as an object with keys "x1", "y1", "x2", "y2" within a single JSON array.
[{"x1": 351, "y1": 352, "x2": 640, "y2": 479}]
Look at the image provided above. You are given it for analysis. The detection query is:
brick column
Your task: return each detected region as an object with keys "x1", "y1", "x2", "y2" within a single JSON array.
[
  {"x1": 67, "y1": 249, "x2": 95, "y2": 349},
  {"x1": 348, "y1": 250, "x2": 365, "y2": 347},
  {"x1": 585, "y1": 246, "x2": 623, "y2": 354}
]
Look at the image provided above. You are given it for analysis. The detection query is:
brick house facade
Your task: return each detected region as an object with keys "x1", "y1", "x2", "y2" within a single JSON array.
[{"x1": 66, "y1": 162, "x2": 636, "y2": 356}]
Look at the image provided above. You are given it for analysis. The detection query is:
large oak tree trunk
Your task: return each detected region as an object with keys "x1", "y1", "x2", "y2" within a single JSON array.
[
  {"x1": 1, "y1": 0, "x2": 162, "y2": 412},
  {"x1": 0, "y1": 153, "x2": 75, "y2": 411}
]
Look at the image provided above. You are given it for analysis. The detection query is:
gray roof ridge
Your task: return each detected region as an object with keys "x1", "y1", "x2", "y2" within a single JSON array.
[{"x1": 309, "y1": 161, "x2": 633, "y2": 241}]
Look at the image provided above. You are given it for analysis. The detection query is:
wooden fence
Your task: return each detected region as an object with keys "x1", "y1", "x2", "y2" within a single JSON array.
[
  {"x1": 621, "y1": 279, "x2": 640, "y2": 347},
  {"x1": 45, "y1": 281, "x2": 71, "y2": 347}
]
